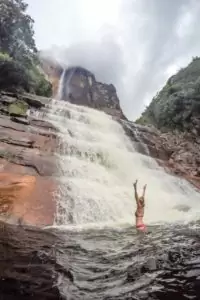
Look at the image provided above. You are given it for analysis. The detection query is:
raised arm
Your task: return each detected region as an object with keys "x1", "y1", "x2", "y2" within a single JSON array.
[
  {"x1": 133, "y1": 180, "x2": 139, "y2": 204},
  {"x1": 142, "y1": 184, "x2": 147, "y2": 199}
]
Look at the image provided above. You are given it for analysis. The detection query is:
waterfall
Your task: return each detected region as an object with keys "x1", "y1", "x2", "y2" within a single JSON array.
[
  {"x1": 40, "y1": 99, "x2": 200, "y2": 229},
  {"x1": 56, "y1": 68, "x2": 76, "y2": 101},
  {"x1": 132, "y1": 125, "x2": 150, "y2": 155},
  {"x1": 56, "y1": 69, "x2": 66, "y2": 100}
]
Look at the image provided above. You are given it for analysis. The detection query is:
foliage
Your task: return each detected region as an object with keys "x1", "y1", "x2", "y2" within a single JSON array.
[
  {"x1": 27, "y1": 65, "x2": 52, "y2": 97},
  {"x1": 0, "y1": 52, "x2": 12, "y2": 62},
  {"x1": 0, "y1": 52, "x2": 29, "y2": 91},
  {"x1": 8, "y1": 100, "x2": 28, "y2": 116},
  {"x1": 136, "y1": 57, "x2": 200, "y2": 134},
  {"x1": 0, "y1": 1, "x2": 52, "y2": 97},
  {"x1": 0, "y1": 0, "x2": 36, "y2": 65}
]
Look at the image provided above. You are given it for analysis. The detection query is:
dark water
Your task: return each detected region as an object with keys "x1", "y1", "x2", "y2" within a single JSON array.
[
  {"x1": 1, "y1": 222, "x2": 200, "y2": 299},
  {"x1": 52, "y1": 223, "x2": 200, "y2": 300}
]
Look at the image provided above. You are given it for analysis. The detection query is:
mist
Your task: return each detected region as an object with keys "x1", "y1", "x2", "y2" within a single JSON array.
[{"x1": 27, "y1": 0, "x2": 200, "y2": 120}]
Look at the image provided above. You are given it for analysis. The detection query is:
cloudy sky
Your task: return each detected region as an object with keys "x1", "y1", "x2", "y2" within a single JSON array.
[{"x1": 27, "y1": 0, "x2": 200, "y2": 120}]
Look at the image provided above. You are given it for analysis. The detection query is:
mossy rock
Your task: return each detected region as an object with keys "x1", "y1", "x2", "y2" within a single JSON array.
[{"x1": 8, "y1": 100, "x2": 29, "y2": 116}]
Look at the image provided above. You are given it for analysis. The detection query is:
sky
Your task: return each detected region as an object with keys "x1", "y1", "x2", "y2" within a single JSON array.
[{"x1": 26, "y1": 0, "x2": 200, "y2": 120}]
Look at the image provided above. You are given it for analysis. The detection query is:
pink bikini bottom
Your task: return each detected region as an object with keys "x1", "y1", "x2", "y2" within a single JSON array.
[{"x1": 136, "y1": 223, "x2": 146, "y2": 231}]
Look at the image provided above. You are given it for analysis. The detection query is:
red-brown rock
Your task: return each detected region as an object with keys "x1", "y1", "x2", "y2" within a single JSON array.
[
  {"x1": 0, "y1": 172, "x2": 57, "y2": 226},
  {"x1": 0, "y1": 100, "x2": 59, "y2": 226},
  {"x1": 121, "y1": 120, "x2": 200, "y2": 190}
]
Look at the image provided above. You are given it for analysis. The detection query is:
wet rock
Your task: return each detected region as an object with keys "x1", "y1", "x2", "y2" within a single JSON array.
[
  {"x1": 0, "y1": 115, "x2": 26, "y2": 131},
  {"x1": 20, "y1": 93, "x2": 48, "y2": 108},
  {"x1": 0, "y1": 173, "x2": 57, "y2": 226},
  {"x1": 30, "y1": 118, "x2": 58, "y2": 132},
  {"x1": 0, "y1": 94, "x2": 17, "y2": 105},
  {"x1": 0, "y1": 145, "x2": 57, "y2": 176},
  {"x1": 1, "y1": 90, "x2": 19, "y2": 98},
  {"x1": 10, "y1": 116, "x2": 30, "y2": 125},
  {"x1": 0, "y1": 99, "x2": 59, "y2": 226},
  {"x1": 0, "y1": 91, "x2": 50, "y2": 111},
  {"x1": 121, "y1": 120, "x2": 200, "y2": 190},
  {"x1": 0, "y1": 222, "x2": 67, "y2": 299},
  {"x1": 0, "y1": 106, "x2": 9, "y2": 115},
  {"x1": 0, "y1": 130, "x2": 34, "y2": 147}
]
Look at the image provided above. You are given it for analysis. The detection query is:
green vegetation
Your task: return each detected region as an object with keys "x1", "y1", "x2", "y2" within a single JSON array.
[
  {"x1": 8, "y1": 100, "x2": 28, "y2": 116},
  {"x1": 27, "y1": 65, "x2": 52, "y2": 97},
  {"x1": 136, "y1": 57, "x2": 200, "y2": 134},
  {"x1": 0, "y1": 0, "x2": 52, "y2": 96}
]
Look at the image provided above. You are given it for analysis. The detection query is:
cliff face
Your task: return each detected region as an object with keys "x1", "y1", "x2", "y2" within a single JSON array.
[
  {"x1": 61, "y1": 67, "x2": 123, "y2": 116},
  {"x1": 40, "y1": 57, "x2": 126, "y2": 120},
  {"x1": 122, "y1": 121, "x2": 200, "y2": 189},
  {"x1": 39, "y1": 55, "x2": 63, "y2": 97},
  {"x1": 0, "y1": 92, "x2": 58, "y2": 226}
]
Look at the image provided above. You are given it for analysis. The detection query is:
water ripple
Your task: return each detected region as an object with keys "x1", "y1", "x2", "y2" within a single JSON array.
[{"x1": 52, "y1": 223, "x2": 200, "y2": 299}]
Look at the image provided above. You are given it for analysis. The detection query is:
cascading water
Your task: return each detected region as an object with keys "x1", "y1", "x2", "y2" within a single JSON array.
[
  {"x1": 40, "y1": 99, "x2": 200, "y2": 229},
  {"x1": 56, "y1": 69, "x2": 66, "y2": 100},
  {"x1": 56, "y1": 68, "x2": 76, "y2": 100}
]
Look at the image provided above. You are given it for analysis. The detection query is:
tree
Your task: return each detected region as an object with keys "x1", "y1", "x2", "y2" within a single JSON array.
[
  {"x1": 0, "y1": 0, "x2": 52, "y2": 97},
  {"x1": 0, "y1": 0, "x2": 37, "y2": 66}
]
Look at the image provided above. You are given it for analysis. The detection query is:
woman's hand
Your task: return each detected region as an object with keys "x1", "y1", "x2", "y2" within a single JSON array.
[{"x1": 133, "y1": 180, "x2": 138, "y2": 189}]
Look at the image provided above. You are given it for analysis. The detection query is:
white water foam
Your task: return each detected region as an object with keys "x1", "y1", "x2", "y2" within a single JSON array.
[{"x1": 38, "y1": 99, "x2": 200, "y2": 229}]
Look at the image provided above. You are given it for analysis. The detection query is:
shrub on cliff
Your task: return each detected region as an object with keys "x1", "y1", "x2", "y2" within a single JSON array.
[
  {"x1": 0, "y1": 52, "x2": 29, "y2": 91},
  {"x1": 0, "y1": 0, "x2": 52, "y2": 97},
  {"x1": 27, "y1": 65, "x2": 52, "y2": 97},
  {"x1": 136, "y1": 57, "x2": 200, "y2": 134}
]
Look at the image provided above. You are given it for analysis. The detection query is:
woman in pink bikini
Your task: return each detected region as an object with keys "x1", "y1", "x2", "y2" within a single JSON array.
[{"x1": 133, "y1": 180, "x2": 147, "y2": 232}]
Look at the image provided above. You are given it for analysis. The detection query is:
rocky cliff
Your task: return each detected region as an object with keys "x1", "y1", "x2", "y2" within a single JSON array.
[
  {"x1": 0, "y1": 91, "x2": 58, "y2": 226},
  {"x1": 60, "y1": 67, "x2": 126, "y2": 119},
  {"x1": 39, "y1": 55, "x2": 63, "y2": 97},
  {"x1": 121, "y1": 121, "x2": 200, "y2": 190},
  {"x1": 39, "y1": 55, "x2": 126, "y2": 120}
]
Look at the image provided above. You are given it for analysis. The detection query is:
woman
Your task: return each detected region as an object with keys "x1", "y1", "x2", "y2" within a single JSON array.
[{"x1": 133, "y1": 180, "x2": 147, "y2": 232}]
